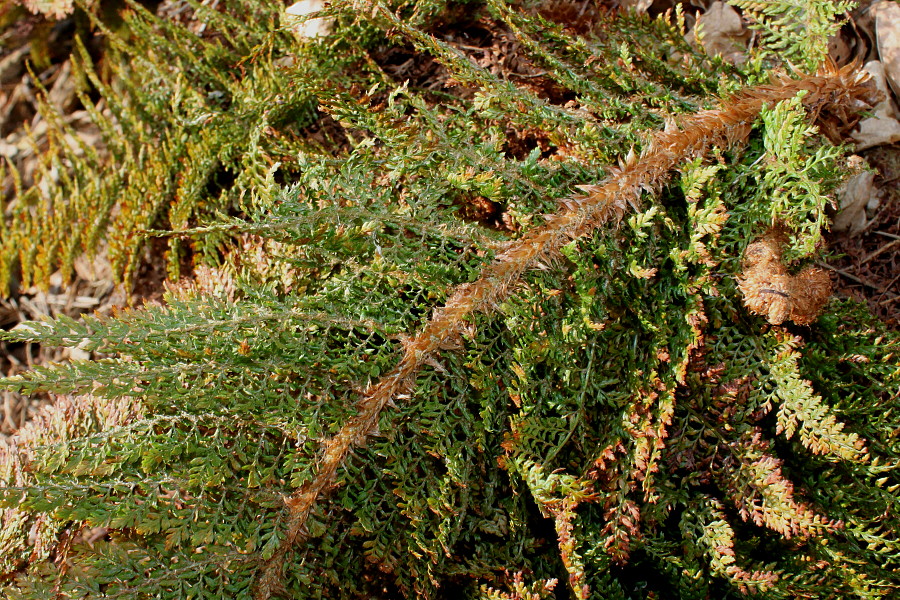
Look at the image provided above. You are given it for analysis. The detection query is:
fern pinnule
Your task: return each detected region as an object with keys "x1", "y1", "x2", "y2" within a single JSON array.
[
  {"x1": 687, "y1": 496, "x2": 779, "y2": 594},
  {"x1": 770, "y1": 332, "x2": 868, "y2": 461},
  {"x1": 721, "y1": 429, "x2": 840, "y2": 539}
]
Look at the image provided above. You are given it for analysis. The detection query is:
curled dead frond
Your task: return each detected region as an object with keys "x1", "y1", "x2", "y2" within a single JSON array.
[{"x1": 738, "y1": 228, "x2": 832, "y2": 325}]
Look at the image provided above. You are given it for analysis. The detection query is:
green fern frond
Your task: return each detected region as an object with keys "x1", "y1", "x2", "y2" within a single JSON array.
[{"x1": 728, "y1": 0, "x2": 855, "y2": 72}]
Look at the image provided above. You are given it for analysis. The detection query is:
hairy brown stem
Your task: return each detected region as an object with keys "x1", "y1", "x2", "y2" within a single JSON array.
[{"x1": 255, "y1": 62, "x2": 872, "y2": 599}]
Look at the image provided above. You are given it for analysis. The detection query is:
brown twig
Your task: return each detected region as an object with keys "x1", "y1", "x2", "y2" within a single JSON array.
[
  {"x1": 818, "y1": 261, "x2": 893, "y2": 294},
  {"x1": 860, "y1": 238, "x2": 900, "y2": 265},
  {"x1": 818, "y1": 262, "x2": 900, "y2": 304}
]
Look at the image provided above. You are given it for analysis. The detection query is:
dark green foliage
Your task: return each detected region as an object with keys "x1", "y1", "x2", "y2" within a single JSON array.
[{"x1": 2, "y1": 0, "x2": 899, "y2": 599}]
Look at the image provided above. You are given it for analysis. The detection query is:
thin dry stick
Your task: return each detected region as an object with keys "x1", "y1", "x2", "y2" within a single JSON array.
[
  {"x1": 255, "y1": 63, "x2": 872, "y2": 598},
  {"x1": 817, "y1": 261, "x2": 896, "y2": 296},
  {"x1": 860, "y1": 238, "x2": 900, "y2": 265}
]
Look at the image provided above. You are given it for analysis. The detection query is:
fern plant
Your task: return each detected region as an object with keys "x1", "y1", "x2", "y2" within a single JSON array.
[
  {"x1": 2, "y1": 1, "x2": 899, "y2": 599},
  {"x1": 727, "y1": 0, "x2": 855, "y2": 72}
]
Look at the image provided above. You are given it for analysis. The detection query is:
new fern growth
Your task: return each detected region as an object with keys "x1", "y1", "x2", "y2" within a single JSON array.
[
  {"x1": 2, "y1": 1, "x2": 899, "y2": 599},
  {"x1": 727, "y1": 0, "x2": 856, "y2": 72}
]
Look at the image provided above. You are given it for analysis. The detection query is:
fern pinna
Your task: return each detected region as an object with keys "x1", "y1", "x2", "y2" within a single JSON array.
[{"x1": 1, "y1": 1, "x2": 899, "y2": 599}]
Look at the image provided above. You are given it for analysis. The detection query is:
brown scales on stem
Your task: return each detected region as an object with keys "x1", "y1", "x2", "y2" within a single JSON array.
[{"x1": 255, "y1": 62, "x2": 875, "y2": 599}]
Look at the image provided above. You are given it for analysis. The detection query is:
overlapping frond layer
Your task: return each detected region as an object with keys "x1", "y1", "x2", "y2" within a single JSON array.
[
  {"x1": 259, "y1": 61, "x2": 876, "y2": 597},
  {"x1": 0, "y1": 1, "x2": 898, "y2": 599}
]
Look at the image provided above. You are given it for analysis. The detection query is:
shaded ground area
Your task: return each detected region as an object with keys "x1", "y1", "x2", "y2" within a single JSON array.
[{"x1": 829, "y1": 145, "x2": 900, "y2": 327}]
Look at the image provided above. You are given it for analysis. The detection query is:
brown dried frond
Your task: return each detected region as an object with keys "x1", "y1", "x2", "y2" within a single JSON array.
[
  {"x1": 19, "y1": 0, "x2": 74, "y2": 19},
  {"x1": 532, "y1": 0, "x2": 608, "y2": 35},
  {"x1": 165, "y1": 264, "x2": 239, "y2": 303},
  {"x1": 738, "y1": 229, "x2": 832, "y2": 326},
  {"x1": 585, "y1": 438, "x2": 641, "y2": 563},
  {"x1": 455, "y1": 193, "x2": 508, "y2": 230}
]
